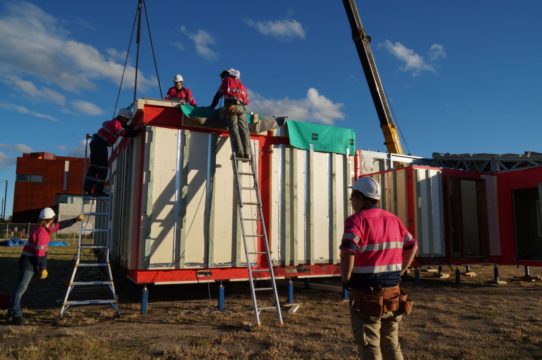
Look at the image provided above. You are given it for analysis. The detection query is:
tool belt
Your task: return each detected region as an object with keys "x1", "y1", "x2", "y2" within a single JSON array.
[{"x1": 350, "y1": 285, "x2": 413, "y2": 317}]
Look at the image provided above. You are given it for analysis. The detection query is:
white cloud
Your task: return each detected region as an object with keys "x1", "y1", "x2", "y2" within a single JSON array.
[
  {"x1": 71, "y1": 100, "x2": 103, "y2": 116},
  {"x1": 65, "y1": 140, "x2": 88, "y2": 157},
  {"x1": 0, "y1": 2, "x2": 154, "y2": 94},
  {"x1": 428, "y1": 43, "x2": 446, "y2": 61},
  {"x1": 250, "y1": 87, "x2": 344, "y2": 125},
  {"x1": 245, "y1": 18, "x2": 306, "y2": 39},
  {"x1": 0, "y1": 101, "x2": 57, "y2": 121},
  {"x1": 0, "y1": 143, "x2": 33, "y2": 154},
  {"x1": 106, "y1": 48, "x2": 128, "y2": 62},
  {"x1": 381, "y1": 40, "x2": 437, "y2": 76},
  {"x1": 170, "y1": 41, "x2": 185, "y2": 52},
  {"x1": 180, "y1": 26, "x2": 218, "y2": 61},
  {"x1": 0, "y1": 152, "x2": 13, "y2": 169},
  {"x1": 4, "y1": 76, "x2": 66, "y2": 105}
]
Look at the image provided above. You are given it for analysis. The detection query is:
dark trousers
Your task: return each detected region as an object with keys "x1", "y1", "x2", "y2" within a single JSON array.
[{"x1": 84, "y1": 135, "x2": 109, "y2": 194}]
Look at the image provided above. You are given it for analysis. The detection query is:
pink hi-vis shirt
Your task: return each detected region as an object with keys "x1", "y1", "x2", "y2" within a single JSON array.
[
  {"x1": 340, "y1": 208, "x2": 416, "y2": 275},
  {"x1": 22, "y1": 223, "x2": 60, "y2": 258}
]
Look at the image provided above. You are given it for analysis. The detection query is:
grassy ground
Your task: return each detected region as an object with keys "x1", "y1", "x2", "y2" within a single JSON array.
[{"x1": 1, "y1": 246, "x2": 542, "y2": 359}]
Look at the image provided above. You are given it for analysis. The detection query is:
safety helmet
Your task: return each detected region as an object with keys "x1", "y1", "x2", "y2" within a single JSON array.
[
  {"x1": 117, "y1": 107, "x2": 132, "y2": 120},
  {"x1": 173, "y1": 74, "x2": 184, "y2": 82},
  {"x1": 228, "y1": 68, "x2": 240, "y2": 78},
  {"x1": 352, "y1": 177, "x2": 381, "y2": 201},
  {"x1": 39, "y1": 207, "x2": 56, "y2": 220}
]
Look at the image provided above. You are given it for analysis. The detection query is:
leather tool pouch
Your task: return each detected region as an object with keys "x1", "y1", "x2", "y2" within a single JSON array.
[
  {"x1": 398, "y1": 288, "x2": 414, "y2": 316},
  {"x1": 351, "y1": 293, "x2": 383, "y2": 317}
]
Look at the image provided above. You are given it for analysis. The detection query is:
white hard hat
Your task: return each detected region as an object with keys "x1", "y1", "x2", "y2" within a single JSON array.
[
  {"x1": 173, "y1": 74, "x2": 184, "y2": 82},
  {"x1": 352, "y1": 177, "x2": 381, "y2": 201},
  {"x1": 39, "y1": 207, "x2": 56, "y2": 219},
  {"x1": 117, "y1": 107, "x2": 132, "y2": 120},
  {"x1": 226, "y1": 68, "x2": 240, "y2": 78}
]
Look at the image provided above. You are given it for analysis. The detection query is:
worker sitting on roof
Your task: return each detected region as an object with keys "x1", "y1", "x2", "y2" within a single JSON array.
[
  {"x1": 209, "y1": 68, "x2": 251, "y2": 160},
  {"x1": 165, "y1": 74, "x2": 197, "y2": 105},
  {"x1": 84, "y1": 107, "x2": 141, "y2": 197}
]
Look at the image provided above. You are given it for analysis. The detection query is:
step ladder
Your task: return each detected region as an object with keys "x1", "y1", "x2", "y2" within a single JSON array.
[
  {"x1": 60, "y1": 194, "x2": 120, "y2": 318},
  {"x1": 60, "y1": 134, "x2": 120, "y2": 318},
  {"x1": 231, "y1": 151, "x2": 283, "y2": 326}
]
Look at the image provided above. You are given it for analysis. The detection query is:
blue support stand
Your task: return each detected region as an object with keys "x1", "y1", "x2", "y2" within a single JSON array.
[
  {"x1": 493, "y1": 264, "x2": 500, "y2": 282},
  {"x1": 288, "y1": 279, "x2": 294, "y2": 304},
  {"x1": 217, "y1": 282, "x2": 225, "y2": 311},
  {"x1": 140, "y1": 285, "x2": 148, "y2": 314},
  {"x1": 455, "y1": 267, "x2": 461, "y2": 285},
  {"x1": 524, "y1": 265, "x2": 530, "y2": 278},
  {"x1": 342, "y1": 286, "x2": 349, "y2": 300},
  {"x1": 414, "y1": 268, "x2": 420, "y2": 286}
]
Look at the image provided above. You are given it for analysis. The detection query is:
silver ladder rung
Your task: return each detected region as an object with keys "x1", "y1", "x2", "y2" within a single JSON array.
[
  {"x1": 72, "y1": 281, "x2": 113, "y2": 286},
  {"x1": 82, "y1": 228, "x2": 109, "y2": 233},
  {"x1": 254, "y1": 287, "x2": 274, "y2": 292},
  {"x1": 65, "y1": 299, "x2": 116, "y2": 306},
  {"x1": 241, "y1": 186, "x2": 255, "y2": 190},
  {"x1": 80, "y1": 245, "x2": 109, "y2": 249},
  {"x1": 242, "y1": 218, "x2": 260, "y2": 221},
  {"x1": 83, "y1": 212, "x2": 109, "y2": 216},
  {"x1": 242, "y1": 202, "x2": 260, "y2": 206},
  {"x1": 78, "y1": 263, "x2": 108, "y2": 267},
  {"x1": 245, "y1": 235, "x2": 263, "y2": 238},
  {"x1": 248, "y1": 251, "x2": 266, "y2": 255},
  {"x1": 238, "y1": 172, "x2": 253, "y2": 176}
]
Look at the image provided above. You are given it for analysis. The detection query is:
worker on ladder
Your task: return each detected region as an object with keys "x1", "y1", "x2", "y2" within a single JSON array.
[
  {"x1": 84, "y1": 107, "x2": 141, "y2": 196},
  {"x1": 209, "y1": 68, "x2": 252, "y2": 160},
  {"x1": 165, "y1": 74, "x2": 197, "y2": 105},
  {"x1": 6, "y1": 208, "x2": 83, "y2": 325}
]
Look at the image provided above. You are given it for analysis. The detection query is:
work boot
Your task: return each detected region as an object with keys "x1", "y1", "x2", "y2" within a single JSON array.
[{"x1": 11, "y1": 316, "x2": 23, "y2": 326}]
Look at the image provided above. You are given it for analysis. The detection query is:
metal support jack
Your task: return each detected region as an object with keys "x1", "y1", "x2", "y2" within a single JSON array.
[
  {"x1": 60, "y1": 136, "x2": 120, "y2": 318},
  {"x1": 231, "y1": 150, "x2": 283, "y2": 326}
]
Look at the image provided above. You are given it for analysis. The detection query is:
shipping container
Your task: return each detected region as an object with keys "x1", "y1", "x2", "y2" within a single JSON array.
[{"x1": 109, "y1": 100, "x2": 355, "y2": 284}]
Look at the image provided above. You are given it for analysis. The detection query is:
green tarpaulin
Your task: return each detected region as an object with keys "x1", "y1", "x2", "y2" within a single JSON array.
[
  {"x1": 286, "y1": 120, "x2": 356, "y2": 155},
  {"x1": 180, "y1": 104, "x2": 355, "y2": 155}
]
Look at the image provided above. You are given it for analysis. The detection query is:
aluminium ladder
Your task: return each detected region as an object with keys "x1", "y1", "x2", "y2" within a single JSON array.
[
  {"x1": 231, "y1": 151, "x2": 283, "y2": 326},
  {"x1": 60, "y1": 135, "x2": 120, "y2": 318}
]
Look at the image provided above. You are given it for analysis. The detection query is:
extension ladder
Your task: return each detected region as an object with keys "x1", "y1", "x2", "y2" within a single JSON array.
[
  {"x1": 231, "y1": 150, "x2": 283, "y2": 326},
  {"x1": 60, "y1": 135, "x2": 120, "y2": 318}
]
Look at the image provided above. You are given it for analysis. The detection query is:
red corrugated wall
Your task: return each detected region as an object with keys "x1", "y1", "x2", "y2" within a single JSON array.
[{"x1": 12, "y1": 153, "x2": 86, "y2": 222}]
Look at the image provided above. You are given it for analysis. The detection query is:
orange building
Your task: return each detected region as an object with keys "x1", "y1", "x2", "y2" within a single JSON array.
[{"x1": 12, "y1": 152, "x2": 86, "y2": 222}]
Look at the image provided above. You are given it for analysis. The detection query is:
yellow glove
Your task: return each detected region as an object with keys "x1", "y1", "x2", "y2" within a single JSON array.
[
  {"x1": 40, "y1": 269, "x2": 48, "y2": 280},
  {"x1": 76, "y1": 214, "x2": 84, "y2": 222}
]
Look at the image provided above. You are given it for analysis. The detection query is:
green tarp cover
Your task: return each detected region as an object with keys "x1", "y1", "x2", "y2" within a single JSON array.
[
  {"x1": 286, "y1": 120, "x2": 356, "y2": 155},
  {"x1": 180, "y1": 104, "x2": 254, "y2": 123}
]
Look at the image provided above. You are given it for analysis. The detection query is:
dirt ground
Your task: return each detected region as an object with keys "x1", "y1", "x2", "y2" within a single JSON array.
[{"x1": 1, "y1": 246, "x2": 542, "y2": 360}]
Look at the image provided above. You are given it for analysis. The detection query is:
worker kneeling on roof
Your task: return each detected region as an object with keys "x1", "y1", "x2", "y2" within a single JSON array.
[
  {"x1": 209, "y1": 68, "x2": 252, "y2": 160},
  {"x1": 165, "y1": 74, "x2": 197, "y2": 105},
  {"x1": 340, "y1": 177, "x2": 418, "y2": 360}
]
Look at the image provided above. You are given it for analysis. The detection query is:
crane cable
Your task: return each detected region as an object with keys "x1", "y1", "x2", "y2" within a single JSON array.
[{"x1": 112, "y1": 0, "x2": 163, "y2": 118}]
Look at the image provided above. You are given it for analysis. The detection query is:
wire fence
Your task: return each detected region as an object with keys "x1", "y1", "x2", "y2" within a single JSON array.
[{"x1": 0, "y1": 223, "x2": 79, "y2": 246}]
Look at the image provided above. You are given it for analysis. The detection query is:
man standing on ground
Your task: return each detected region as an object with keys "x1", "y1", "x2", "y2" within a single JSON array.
[
  {"x1": 340, "y1": 176, "x2": 418, "y2": 360},
  {"x1": 209, "y1": 68, "x2": 251, "y2": 159}
]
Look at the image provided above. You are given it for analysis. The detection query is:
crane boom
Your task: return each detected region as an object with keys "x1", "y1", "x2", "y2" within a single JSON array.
[{"x1": 342, "y1": 0, "x2": 404, "y2": 154}]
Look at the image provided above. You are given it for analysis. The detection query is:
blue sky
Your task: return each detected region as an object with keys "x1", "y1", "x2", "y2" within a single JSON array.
[{"x1": 1, "y1": 0, "x2": 541, "y2": 217}]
